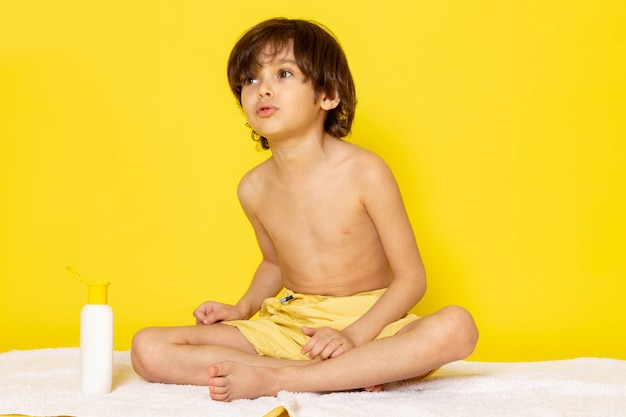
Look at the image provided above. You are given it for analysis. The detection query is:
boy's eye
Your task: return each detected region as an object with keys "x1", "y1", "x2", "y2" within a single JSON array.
[
  {"x1": 242, "y1": 77, "x2": 257, "y2": 86},
  {"x1": 279, "y1": 69, "x2": 293, "y2": 78}
]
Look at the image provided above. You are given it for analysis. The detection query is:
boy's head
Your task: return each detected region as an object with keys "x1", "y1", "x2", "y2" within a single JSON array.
[{"x1": 227, "y1": 18, "x2": 357, "y2": 150}]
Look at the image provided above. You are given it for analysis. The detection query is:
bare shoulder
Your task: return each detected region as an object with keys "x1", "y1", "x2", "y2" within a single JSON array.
[
  {"x1": 336, "y1": 141, "x2": 396, "y2": 185},
  {"x1": 237, "y1": 159, "x2": 272, "y2": 209},
  {"x1": 332, "y1": 139, "x2": 382, "y2": 165}
]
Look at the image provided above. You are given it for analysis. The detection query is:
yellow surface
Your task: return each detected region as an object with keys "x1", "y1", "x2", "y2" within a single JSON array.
[
  {"x1": 1, "y1": 1, "x2": 624, "y2": 361},
  {"x1": 262, "y1": 406, "x2": 291, "y2": 417}
]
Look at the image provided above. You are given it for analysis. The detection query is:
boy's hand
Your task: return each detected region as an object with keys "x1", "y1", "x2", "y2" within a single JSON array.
[
  {"x1": 301, "y1": 326, "x2": 354, "y2": 360},
  {"x1": 193, "y1": 301, "x2": 242, "y2": 325}
]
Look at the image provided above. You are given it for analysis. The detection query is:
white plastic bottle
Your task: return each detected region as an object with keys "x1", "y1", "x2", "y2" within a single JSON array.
[{"x1": 80, "y1": 281, "x2": 113, "y2": 394}]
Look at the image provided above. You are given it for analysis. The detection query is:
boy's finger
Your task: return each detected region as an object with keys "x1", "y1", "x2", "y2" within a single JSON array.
[
  {"x1": 329, "y1": 345, "x2": 346, "y2": 358},
  {"x1": 300, "y1": 340, "x2": 313, "y2": 356},
  {"x1": 301, "y1": 338, "x2": 321, "y2": 358},
  {"x1": 301, "y1": 326, "x2": 316, "y2": 336},
  {"x1": 320, "y1": 340, "x2": 343, "y2": 360},
  {"x1": 203, "y1": 312, "x2": 219, "y2": 325}
]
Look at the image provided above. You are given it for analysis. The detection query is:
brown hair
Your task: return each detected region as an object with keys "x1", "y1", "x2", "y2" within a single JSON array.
[{"x1": 227, "y1": 18, "x2": 357, "y2": 150}]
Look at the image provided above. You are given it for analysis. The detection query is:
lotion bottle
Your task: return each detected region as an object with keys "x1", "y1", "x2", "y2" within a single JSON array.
[{"x1": 79, "y1": 280, "x2": 113, "y2": 394}]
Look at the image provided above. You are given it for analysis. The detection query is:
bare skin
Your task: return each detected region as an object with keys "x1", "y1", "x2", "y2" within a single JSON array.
[
  {"x1": 131, "y1": 45, "x2": 479, "y2": 400},
  {"x1": 206, "y1": 306, "x2": 477, "y2": 401}
]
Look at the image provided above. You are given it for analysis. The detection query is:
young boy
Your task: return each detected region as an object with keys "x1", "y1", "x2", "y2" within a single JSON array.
[{"x1": 131, "y1": 18, "x2": 478, "y2": 402}]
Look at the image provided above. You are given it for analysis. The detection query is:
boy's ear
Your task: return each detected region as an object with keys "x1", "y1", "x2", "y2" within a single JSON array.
[
  {"x1": 320, "y1": 91, "x2": 341, "y2": 111},
  {"x1": 319, "y1": 82, "x2": 341, "y2": 110}
]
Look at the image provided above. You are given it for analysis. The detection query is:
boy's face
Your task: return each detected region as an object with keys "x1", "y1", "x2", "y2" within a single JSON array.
[{"x1": 240, "y1": 43, "x2": 339, "y2": 143}]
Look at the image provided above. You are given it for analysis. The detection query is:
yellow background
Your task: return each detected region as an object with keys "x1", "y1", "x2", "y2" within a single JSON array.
[{"x1": 1, "y1": 0, "x2": 624, "y2": 361}]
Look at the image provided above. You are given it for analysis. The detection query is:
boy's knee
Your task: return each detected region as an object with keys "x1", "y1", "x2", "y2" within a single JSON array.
[
  {"x1": 131, "y1": 327, "x2": 161, "y2": 380},
  {"x1": 428, "y1": 306, "x2": 478, "y2": 360},
  {"x1": 131, "y1": 327, "x2": 150, "y2": 357},
  {"x1": 440, "y1": 305, "x2": 479, "y2": 358}
]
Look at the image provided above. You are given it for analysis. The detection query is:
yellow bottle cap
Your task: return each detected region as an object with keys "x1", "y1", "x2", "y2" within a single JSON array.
[
  {"x1": 66, "y1": 266, "x2": 110, "y2": 304},
  {"x1": 87, "y1": 281, "x2": 110, "y2": 304}
]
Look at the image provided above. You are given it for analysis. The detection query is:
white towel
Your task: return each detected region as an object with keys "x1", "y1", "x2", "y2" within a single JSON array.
[{"x1": 1, "y1": 348, "x2": 625, "y2": 417}]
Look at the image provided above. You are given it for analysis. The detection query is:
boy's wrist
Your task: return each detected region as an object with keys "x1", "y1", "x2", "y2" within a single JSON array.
[
  {"x1": 342, "y1": 323, "x2": 376, "y2": 347},
  {"x1": 234, "y1": 302, "x2": 255, "y2": 320}
]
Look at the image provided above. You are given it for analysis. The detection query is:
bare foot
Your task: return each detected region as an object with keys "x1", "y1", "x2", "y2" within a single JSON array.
[
  {"x1": 206, "y1": 361, "x2": 427, "y2": 400},
  {"x1": 207, "y1": 361, "x2": 280, "y2": 401}
]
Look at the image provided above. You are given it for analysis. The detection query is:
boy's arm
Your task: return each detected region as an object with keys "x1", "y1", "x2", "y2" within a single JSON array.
[
  {"x1": 195, "y1": 173, "x2": 282, "y2": 325},
  {"x1": 194, "y1": 256, "x2": 281, "y2": 324},
  {"x1": 233, "y1": 174, "x2": 284, "y2": 319},
  {"x1": 302, "y1": 155, "x2": 426, "y2": 358},
  {"x1": 344, "y1": 155, "x2": 426, "y2": 344}
]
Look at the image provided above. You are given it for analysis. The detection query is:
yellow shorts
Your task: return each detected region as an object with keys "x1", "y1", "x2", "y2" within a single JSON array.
[{"x1": 223, "y1": 288, "x2": 420, "y2": 360}]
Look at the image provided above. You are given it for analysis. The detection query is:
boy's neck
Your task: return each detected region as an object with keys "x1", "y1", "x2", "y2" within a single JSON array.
[{"x1": 268, "y1": 132, "x2": 339, "y2": 179}]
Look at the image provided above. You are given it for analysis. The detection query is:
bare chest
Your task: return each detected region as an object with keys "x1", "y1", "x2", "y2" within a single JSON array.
[{"x1": 257, "y1": 179, "x2": 370, "y2": 246}]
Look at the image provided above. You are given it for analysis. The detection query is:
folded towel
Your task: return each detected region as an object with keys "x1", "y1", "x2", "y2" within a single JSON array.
[{"x1": 1, "y1": 348, "x2": 625, "y2": 417}]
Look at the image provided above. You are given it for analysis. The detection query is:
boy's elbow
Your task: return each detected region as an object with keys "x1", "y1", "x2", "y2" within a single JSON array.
[
  {"x1": 391, "y1": 271, "x2": 426, "y2": 303},
  {"x1": 404, "y1": 274, "x2": 426, "y2": 304},
  {"x1": 414, "y1": 273, "x2": 426, "y2": 300}
]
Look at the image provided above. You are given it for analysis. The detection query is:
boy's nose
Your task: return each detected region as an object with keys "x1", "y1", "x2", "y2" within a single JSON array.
[
  {"x1": 258, "y1": 88, "x2": 272, "y2": 98},
  {"x1": 257, "y1": 80, "x2": 273, "y2": 98}
]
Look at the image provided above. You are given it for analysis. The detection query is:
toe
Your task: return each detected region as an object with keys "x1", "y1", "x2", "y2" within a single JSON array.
[{"x1": 208, "y1": 376, "x2": 228, "y2": 388}]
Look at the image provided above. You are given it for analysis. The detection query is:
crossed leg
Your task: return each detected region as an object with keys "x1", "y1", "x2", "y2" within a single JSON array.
[
  {"x1": 207, "y1": 305, "x2": 478, "y2": 401},
  {"x1": 131, "y1": 322, "x2": 307, "y2": 385}
]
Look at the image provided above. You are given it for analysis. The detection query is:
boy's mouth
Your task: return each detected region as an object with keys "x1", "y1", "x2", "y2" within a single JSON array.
[{"x1": 256, "y1": 103, "x2": 277, "y2": 117}]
